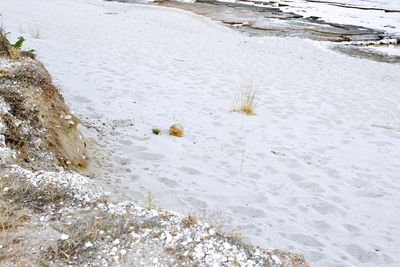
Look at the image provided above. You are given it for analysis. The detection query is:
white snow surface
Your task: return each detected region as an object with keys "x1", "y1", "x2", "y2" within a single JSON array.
[
  {"x1": 293, "y1": 0, "x2": 400, "y2": 10},
  {"x1": 1, "y1": 0, "x2": 400, "y2": 266},
  {"x1": 278, "y1": 0, "x2": 400, "y2": 36},
  {"x1": 209, "y1": 0, "x2": 400, "y2": 38}
]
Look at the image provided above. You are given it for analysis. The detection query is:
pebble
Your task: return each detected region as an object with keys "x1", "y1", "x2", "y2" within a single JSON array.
[
  {"x1": 223, "y1": 242, "x2": 231, "y2": 250},
  {"x1": 60, "y1": 234, "x2": 69, "y2": 240},
  {"x1": 165, "y1": 231, "x2": 173, "y2": 244},
  {"x1": 272, "y1": 255, "x2": 281, "y2": 263},
  {"x1": 112, "y1": 239, "x2": 120, "y2": 245}
]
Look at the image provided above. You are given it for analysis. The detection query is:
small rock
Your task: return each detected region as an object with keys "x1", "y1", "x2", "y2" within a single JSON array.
[
  {"x1": 60, "y1": 234, "x2": 69, "y2": 240},
  {"x1": 112, "y1": 239, "x2": 120, "y2": 245},
  {"x1": 165, "y1": 231, "x2": 173, "y2": 244},
  {"x1": 223, "y1": 242, "x2": 232, "y2": 250},
  {"x1": 271, "y1": 255, "x2": 281, "y2": 264},
  {"x1": 131, "y1": 232, "x2": 141, "y2": 239},
  {"x1": 64, "y1": 115, "x2": 72, "y2": 120},
  {"x1": 120, "y1": 249, "x2": 127, "y2": 256},
  {"x1": 169, "y1": 124, "x2": 184, "y2": 137},
  {"x1": 2, "y1": 187, "x2": 9, "y2": 192}
]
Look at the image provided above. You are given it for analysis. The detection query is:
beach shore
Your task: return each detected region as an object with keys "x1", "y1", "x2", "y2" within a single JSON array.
[
  {"x1": 1, "y1": 0, "x2": 400, "y2": 266},
  {"x1": 0, "y1": 23, "x2": 307, "y2": 267}
]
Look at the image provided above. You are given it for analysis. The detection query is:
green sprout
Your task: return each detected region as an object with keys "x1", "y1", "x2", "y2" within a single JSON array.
[
  {"x1": 152, "y1": 128, "x2": 161, "y2": 135},
  {"x1": 146, "y1": 191, "x2": 154, "y2": 210},
  {"x1": 11, "y1": 36, "x2": 25, "y2": 49}
]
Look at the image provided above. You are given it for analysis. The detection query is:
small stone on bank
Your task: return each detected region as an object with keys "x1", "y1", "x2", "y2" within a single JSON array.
[
  {"x1": 223, "y1": 242, "x2": 232, "y2": 250},
  {"x1": 169, "y1": 124, "x2": 184, "y2": 137},
  {"x1": 60, "y1": 234, "x2": 69, "y2": 240}
]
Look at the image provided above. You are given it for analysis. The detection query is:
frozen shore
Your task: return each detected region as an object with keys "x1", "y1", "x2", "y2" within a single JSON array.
[
  {"x1": 1, "y1": 0, "x2": 400, "y2": 266},
  {"x1": 278, "y1": 0, "x2": 400, "y2": 42}
]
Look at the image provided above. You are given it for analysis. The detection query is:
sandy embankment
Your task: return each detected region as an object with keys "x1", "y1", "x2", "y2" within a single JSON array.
[
  {"x1": 0, "y1": 30, "x2": 307, "y2": 266},
  {"x1": 1, "y1": 0, "x2": 400, "y2": 266}
]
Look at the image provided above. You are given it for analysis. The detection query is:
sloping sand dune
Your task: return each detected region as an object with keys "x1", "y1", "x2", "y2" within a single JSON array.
[{"x1": 2, "y1": 0, "x2": 400, "y2": 266}]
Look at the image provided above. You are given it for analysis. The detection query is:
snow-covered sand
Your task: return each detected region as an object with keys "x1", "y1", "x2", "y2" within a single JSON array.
[
  {"x1": 1, "y1": 0, "x2": 400, "y2": 266},
  {"x1": 279, "y1": 0, "x2": 400, "y2": 36}
]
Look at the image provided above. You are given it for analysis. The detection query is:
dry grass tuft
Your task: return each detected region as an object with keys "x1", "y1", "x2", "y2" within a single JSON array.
[
  {"x1": 232, "y1": 81, "x2": 260, "y2": 115},
  {"x1": 196, "y1": 209, "x2": 226, "y2": 231},
  {"x1": 182, "y1": 213, "x2": 197, "y2": 228},
  {"x1": 44, "y1": 210, "x2": 137, "y2": 265},
  {"x1": 2, "y1": 114, "x2": 30, "y2": 156},
  {"x1": 9, "y1": 46, "x2": 21, "y2": 59},
  {"x1": 0, "y1": 90, "x2": 41, "y2": 162},
  {"x1": 0, "y1": 29, "x2": 11, "y2": 57},
  {"x1": 1, "y1": 176, "x2": 71, "y2": 212},
  {"x1": 0, "y1": 206, "x2": 18, "y2": 232},
  {"x1": 30, "y1": 25, "x2": 41, "y2": 39},
  {"x1": 228, "y1": 228, "x2": 243, "y2": 240}
]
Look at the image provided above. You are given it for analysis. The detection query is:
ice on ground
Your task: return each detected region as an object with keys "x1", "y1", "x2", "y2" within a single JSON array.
[{"x1": 278, "y1": 0, "x2": 400, "y2": 36}]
